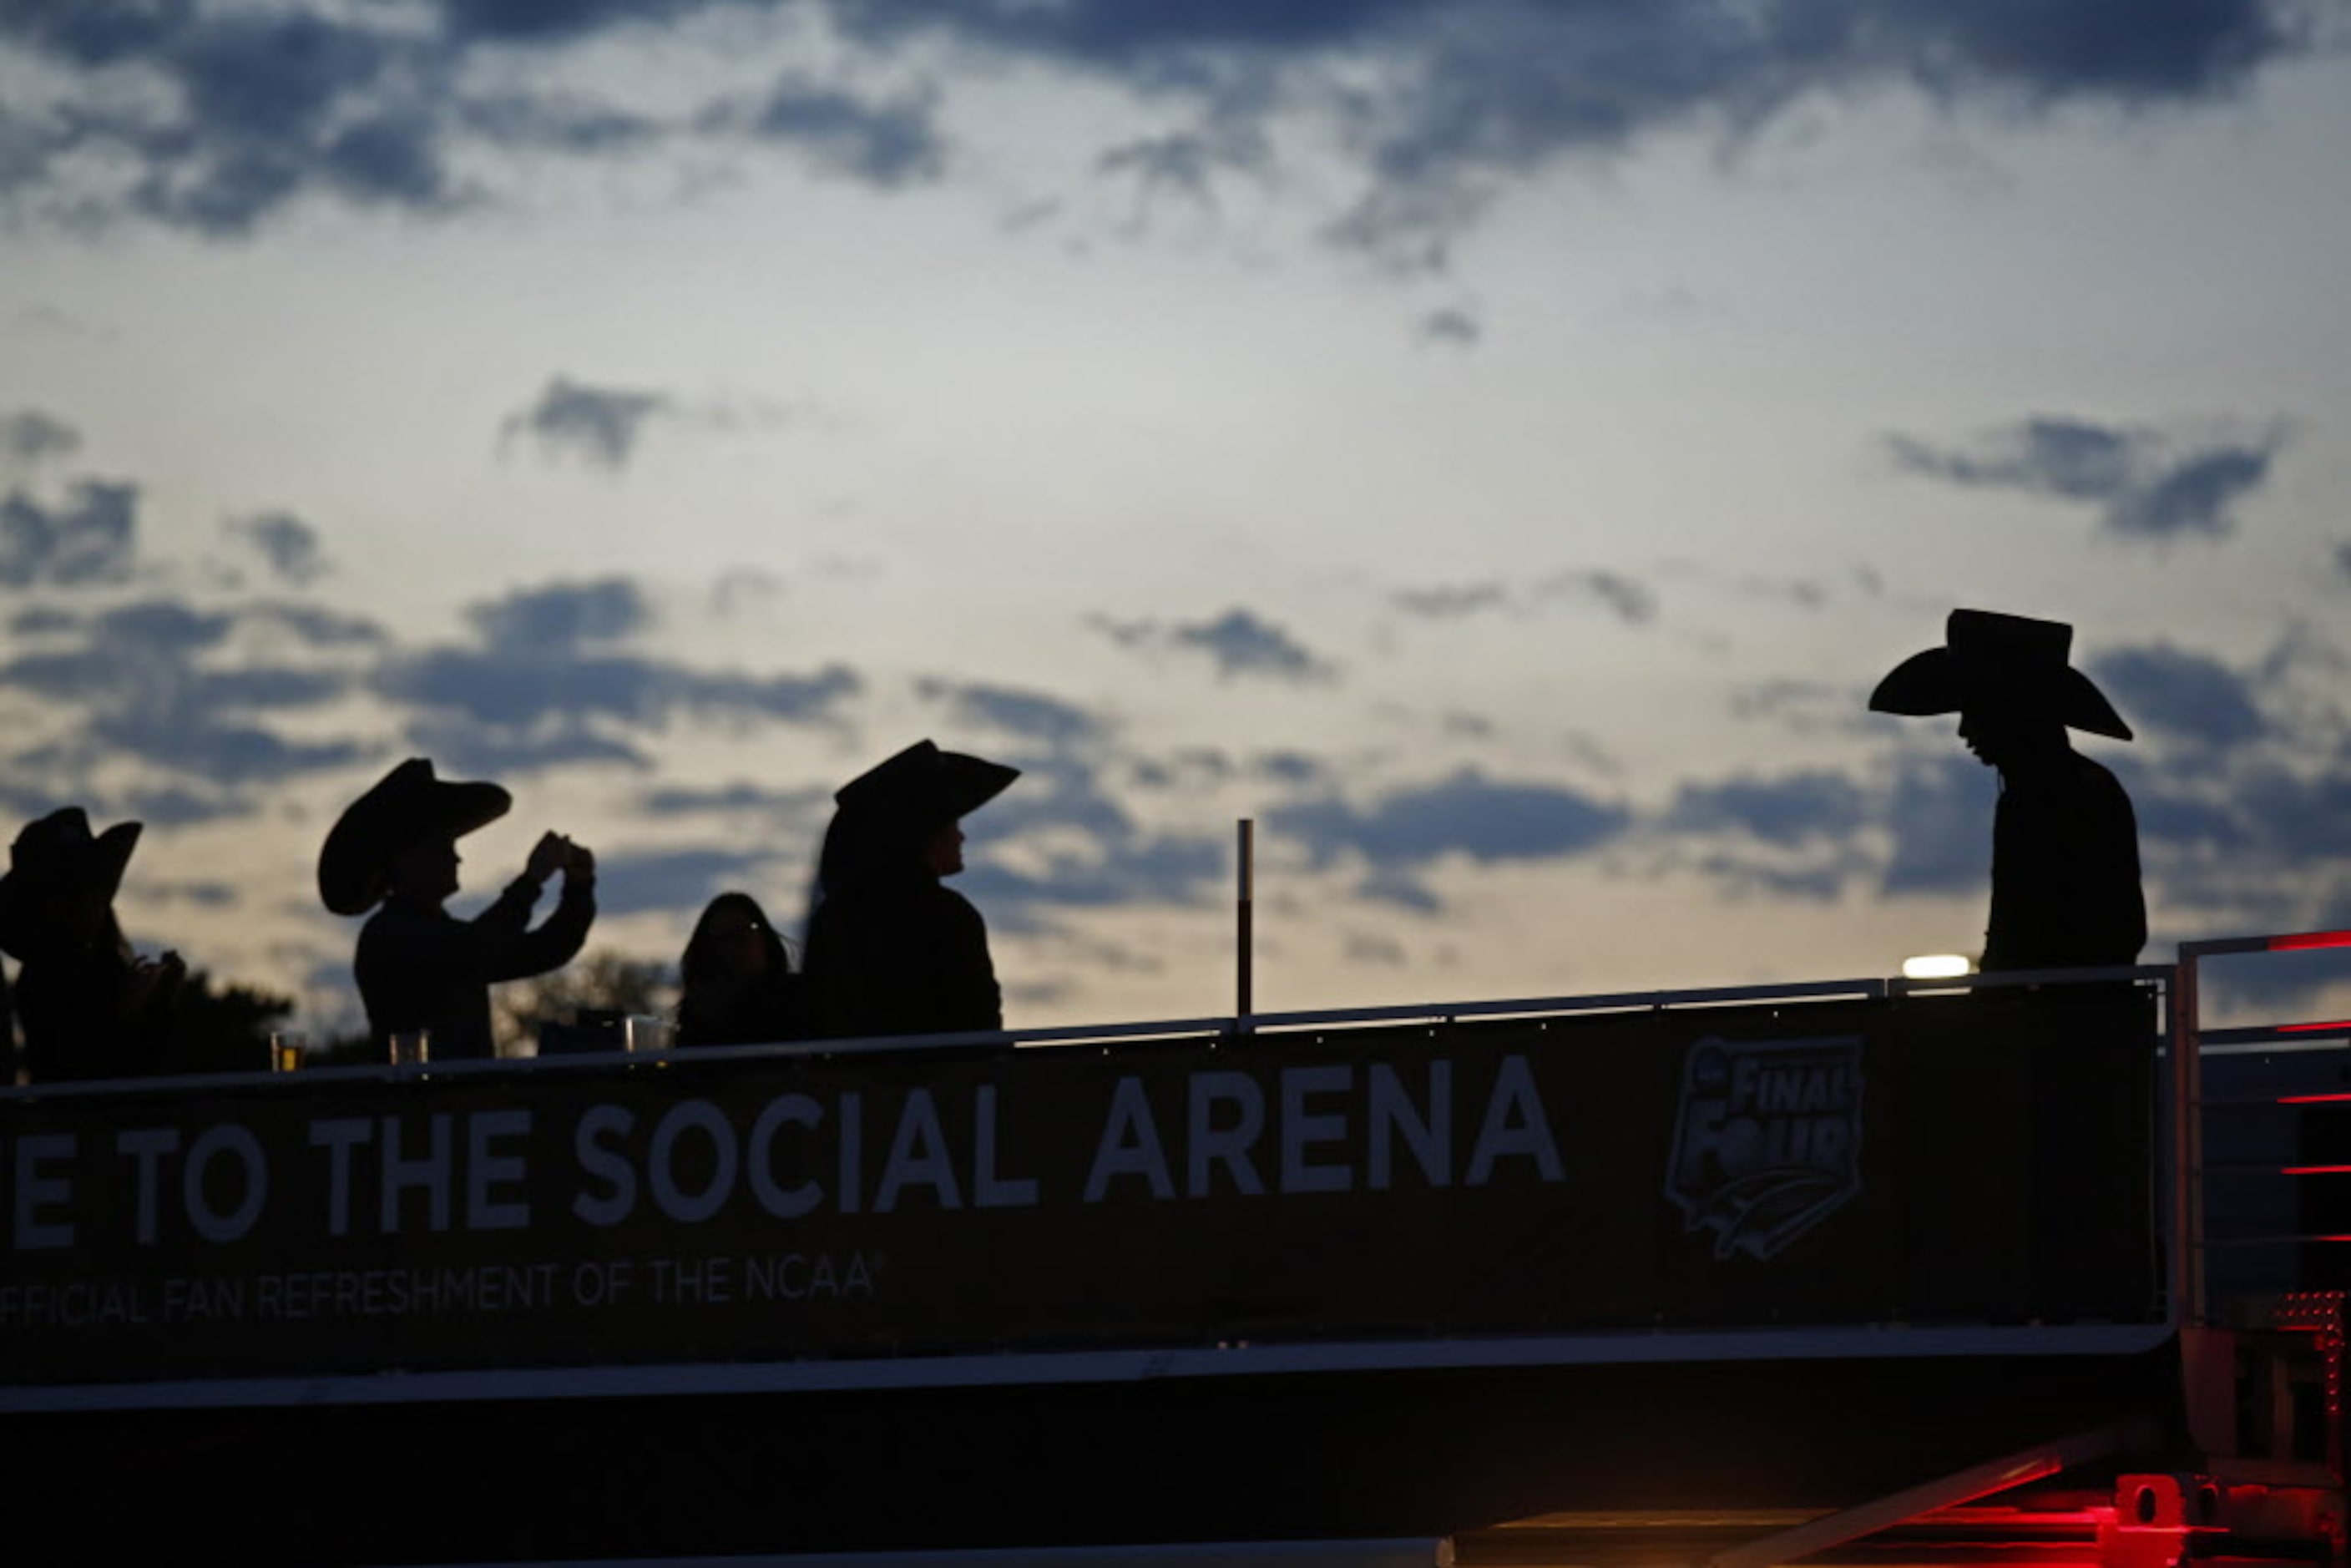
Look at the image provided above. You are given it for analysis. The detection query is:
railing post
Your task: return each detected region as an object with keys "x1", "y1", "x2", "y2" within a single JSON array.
[
  {"x1": 1236, "y1": 818, "x2": 1254, "y2": 1031},
  {"x1": 2171, "y1": 948, "x2": 2206, "y2": 1327}
]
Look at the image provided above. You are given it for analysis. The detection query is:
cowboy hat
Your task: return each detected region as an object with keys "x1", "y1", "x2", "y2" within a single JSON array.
[
  {"x1": 317, "y1": 757, "x2": 511, "y2": 916},
  {"x1": 1869, "y1": 609, "x2": 2131, "y2": 740},
  {"x1": 835, "y1": 740, "x2": 1019, "y2": 830},
  {"x1": 0, "y1": 807, "x2": 143, "y2": 960}
]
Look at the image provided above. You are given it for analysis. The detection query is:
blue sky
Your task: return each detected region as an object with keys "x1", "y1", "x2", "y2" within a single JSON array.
[{"x1": 4, "y1": 0, "x2": 2349, "y2": 1033}]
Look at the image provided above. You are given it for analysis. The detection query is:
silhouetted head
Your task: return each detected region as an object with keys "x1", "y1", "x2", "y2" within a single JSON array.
[
  {"x1": 925, "y1": 821, "x2": 966, "y2": 878},
  {"x1": 319, "y1": 757, "x2": 510, "y2": 917},
  {"x1": 683, "y1": 891, "x2": 791, "y2": 989},
  {"x1": 817, "y1": 741, "x2": 1017, "y2": 898},
  {"x1": 0, "y1": 807, "x2": 142, "y2": 959},
  {"x1": 1958, "y1": 708, "x2": 2070, "y2": 773},
  {"x1": 1871, "y1": 609, "x2": 2131, "y2": 741},
  {"x1": 387, "y1": 834, "x2": 463, "y2": 906}
]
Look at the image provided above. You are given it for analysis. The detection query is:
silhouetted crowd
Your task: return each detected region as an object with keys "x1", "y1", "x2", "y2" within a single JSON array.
[{"x1": 1, "y1": 609, "x2": 2148, "y2": 1085}]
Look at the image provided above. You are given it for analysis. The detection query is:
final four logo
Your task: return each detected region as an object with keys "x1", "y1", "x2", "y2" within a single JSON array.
[{"x1": 1666, "y1": 1034, "x2": 1863, "y2": 1261}]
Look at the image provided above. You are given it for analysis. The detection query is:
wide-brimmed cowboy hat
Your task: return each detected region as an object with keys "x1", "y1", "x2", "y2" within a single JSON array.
[
  {"x1": 0, "y1": 807, "x2": 143, "y2": 959},
  {"x1": 317, "y1": 758, "x2": 511, "y2": 916},
  {"x1": 1869, "y1": 609, "x2": 2131, "y2": 740},
  {"x1": 834, "y1": 740, "x2": 1019, "y2": 831}
]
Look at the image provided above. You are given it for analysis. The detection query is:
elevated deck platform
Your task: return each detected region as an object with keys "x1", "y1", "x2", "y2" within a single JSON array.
[{"x1": 1, "y1": 965, "x2": 2338, "y2": 1564}]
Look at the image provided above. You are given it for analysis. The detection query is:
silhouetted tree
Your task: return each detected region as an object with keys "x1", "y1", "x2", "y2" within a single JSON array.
[{"x1": 174, "y1": 968, "x2": 298, "y2": 1074}]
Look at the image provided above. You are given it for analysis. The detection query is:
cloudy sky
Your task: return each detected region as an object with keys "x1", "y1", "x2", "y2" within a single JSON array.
[{"x1": 5, "y1": 0, "x2": 2349, "y2": 1035}]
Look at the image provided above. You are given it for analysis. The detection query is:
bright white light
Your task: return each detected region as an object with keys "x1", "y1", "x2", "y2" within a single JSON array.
[{"x1": 1903, "y1": 953, "x2": 1972, "y2": 980}]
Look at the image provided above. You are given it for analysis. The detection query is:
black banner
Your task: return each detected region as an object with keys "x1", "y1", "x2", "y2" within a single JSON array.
[{"x1": 0, "y1": 986, "x2": 2157, "y2": 1387}]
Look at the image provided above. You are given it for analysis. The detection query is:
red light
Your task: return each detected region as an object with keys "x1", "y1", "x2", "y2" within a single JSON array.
[
  {"x1": 2280, "y1": 1020, "x2": 2351, "y2": 1034},
  {"x1": 2278, "y1": 1093, "x2": 2351, "y2": 1105},
  {"x1": 2271, "y1": 930, "x2": 2351, "y2": 952},
  {"x1": 2283, "y1": 1166, "x2": 2351, "y2": 1176}
]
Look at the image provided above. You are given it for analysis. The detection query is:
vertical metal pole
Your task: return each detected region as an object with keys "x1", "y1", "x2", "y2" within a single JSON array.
[
  {"x1": 2170, "y1": 948, "x2": 2206, "y2": 1326},
  {"x1": 1236, "y1": 819, "x2": 1254, "y2": 1024}
]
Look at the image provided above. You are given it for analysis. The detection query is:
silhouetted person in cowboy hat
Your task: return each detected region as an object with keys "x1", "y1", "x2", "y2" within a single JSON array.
[
  {"x1": 0, "y1": 807, "x2": 185, "y2": 1080},
  {"x1": 1872, "y1": 609, "x2": 2145, "y2": 971},
  {"x1": 321, "y1": 757, "x2": 597, "y2": 1060},
  {"x1": 803, "y1": 740, "x2": 1019, "y2": 1039}
]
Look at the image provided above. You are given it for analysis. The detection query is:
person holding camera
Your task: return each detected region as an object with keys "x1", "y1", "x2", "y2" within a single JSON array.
[{"x1": 321, "y1": 757, "x2": 597, "y2": 1060}]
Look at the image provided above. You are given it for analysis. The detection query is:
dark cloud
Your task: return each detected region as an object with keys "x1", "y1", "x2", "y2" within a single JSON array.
[
  {"x1": 1415, "y1": 306, "x2": 1481, "y2": 346},
  {"x1": 1877, "y1": 756, "x2": 1996, "y2": 898},
  {"x1": 917, "y1": 678, "x2": 1107, "y2": 747},
  {"x1": 379, "y1": 648, "x2": 860, "y2": 731},
  {"x1": 22, "y1": 594, "x2": 378, "y2": 654},
  {"x1": 1891, "y1": 0, "x2": 2300, "y2": 101},
  {"x1": 437, "y1": 0, "x2": 724, "y2": 46},
  {"x1": 2125, "y1": 756, "x2": 2351, "y2": 934},
  {"x1": 1886, "y1": 415, "x2": 2283, "y2": 541},
  {"x1": 0, "y1": 408, "x2": 81, "y2": 466},
  {"x1": 1254, "y1": 749, "x2": 1329, "y2": 786},
  {"x1": 2090, "y1": 644, "x2": 2267, "y2": 749},
  {"x1": 321, "y1": 112, "x2": 454, "y2": 208},
  {"x1": 2108, "y1": 759, "x2": 2247, "y2": 852},
  {"x1": 92, "y1": 598, "x2": 234, "y2": 652},
  {"x1": 1272, "y1": 770, "x2": 1628, "y2": 874},
  {"x1": 458, "y1": 93, "x2": 665, "y2": 155},
  {"x1": 469, "y1": 576, "x2": 647, "y2": 652},
  {"x1": 1095, "y1": 606, "x2": 1337, "y2": 682},
  {"x1": 738, "y1": 75, "x2": 948, "y2": 189},
  {"x1": 0, "y1": 479, "x2": 138, "y2": 587},
  {"x1": 500, "y1": 377, "x2": 671, "y2": 469},
  {"x1": 1, "y1": 7, "x2": 456, "y2": 237},
  {"x1": 3, "y1": 593, "x2": 371, "y2": 786},
  {"x1": 2, "y1": 0, "x2": 2318, "y2": 250},
  {"x1": 226, "y1": 510, "x2": 330, "y2": 585},
  {"x1": 248, "y1": 602, "x2": 390, "y2": 647},
  {"x1": 1650, "y1": 769, "x2": 1878, "y2": 904},
  {"x1": 104, "y1": 713, "x2": 367, "y2": 787},
  {"x1": 1666, "y1": 771, "x2": 1868, "y2": 847},
  {"x1": 1303, "y1": 0, "x2": 2306, "y2": 268},
  {"x1": 374, "y1": 577, "x2": 859, "y2": 771},
  {"x1": 2234, "y1": 769, "x2": 2351, "y2": 861},
  {"x1": 8, "y1": 604, "x2": 76, "y2": 635}
]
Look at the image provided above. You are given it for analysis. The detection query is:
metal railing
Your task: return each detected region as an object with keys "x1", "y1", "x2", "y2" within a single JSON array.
[{"x1": 2173, "y1": 929, "x2": 2351, "y2": 1328}]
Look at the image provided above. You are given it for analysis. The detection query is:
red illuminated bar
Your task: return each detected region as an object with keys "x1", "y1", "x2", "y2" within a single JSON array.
[{"x1": 2271, "y1": 929, "x2": 2351, "y2": 953}]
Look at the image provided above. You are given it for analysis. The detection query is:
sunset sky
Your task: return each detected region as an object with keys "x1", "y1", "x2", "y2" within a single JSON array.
[{"x1": 4, "y1": 0, "x2": 2348, "y2": 1037}]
